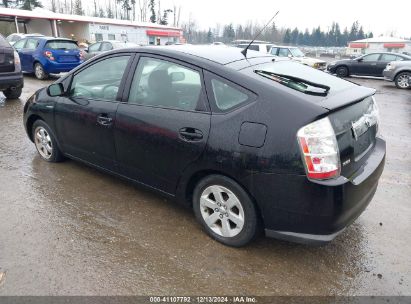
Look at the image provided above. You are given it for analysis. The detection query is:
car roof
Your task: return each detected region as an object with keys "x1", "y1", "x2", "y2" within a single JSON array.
[
  {"x1": 144, "y1": 45, "x2": 274, "y2": 65},
  {"x1": 34, "y1": 36, "x2": 76, "y2": 42}
]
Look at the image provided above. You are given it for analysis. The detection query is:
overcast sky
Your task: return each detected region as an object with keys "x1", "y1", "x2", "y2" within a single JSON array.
[{"x1": 165, "y1": 0, "x2": 410, "y2": 37}]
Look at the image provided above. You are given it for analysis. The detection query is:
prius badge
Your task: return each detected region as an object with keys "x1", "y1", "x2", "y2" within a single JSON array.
[{"x1": 351, "y1": 115, "x2": 373, "y2": 141}]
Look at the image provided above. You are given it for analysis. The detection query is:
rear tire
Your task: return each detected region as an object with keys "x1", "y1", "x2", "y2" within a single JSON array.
[
  {"x1": 193, "y1": 175, "x2": 259, "y2": 247},
  {"x1": 336, "y1": 66, "x2": 349, "y2": 77},
  {"x1": 34, "y1": 63, "x2": 49, "y2": 80},
  {"x1": 32, "y1": 120, "x2": 64, "y2": 162},
  {"x1": 3, "y1": 87, "x2": 22, "y2": 99},
  {"x1": 394, "y1": 72, "x2": 411, "y2": 89}
]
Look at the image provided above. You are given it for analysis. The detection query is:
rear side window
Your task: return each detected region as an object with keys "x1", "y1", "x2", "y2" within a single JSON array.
[
  {"x1": 278, "y1": 48, "x2": 290, "y2": 57},
  {"x1": 210, "y1": 77, "x2": 250, "y2": 111},
  {"x1": 45, "y1": 40, "x2": 78, "y2": 50},
  {"x1": 88, "y1": 42, "x2": 101, "y2": 52},
  {"x1": 380, "y1": 54, "x2": 397, "y2": 62},
  {"x1": 100, "y1": 42, "x2": 112, "y2": 51},
  {"x1": 13, "y1": 39, "x2": 26, "y2": 49},
  {"x1": 248, "y1": 45, "x2": 259, "y2": 51},
  {"x1": 25, "y1": 38, "x2": 39, "y2": 50}
]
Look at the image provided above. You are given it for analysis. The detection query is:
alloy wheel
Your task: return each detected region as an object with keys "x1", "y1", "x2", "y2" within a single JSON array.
[
  {"x1": 397, "y1": 74, "x2": 410, "y2": 89},
  {"x1": 35, "y1": 64, "x2": 44, "y2": 79},
  {"x1": 34, "y1": 126, "x2": 53, "y2": 159},
  {"x1": 199, "y1": 185, "x2": 245, "y2": 238}
]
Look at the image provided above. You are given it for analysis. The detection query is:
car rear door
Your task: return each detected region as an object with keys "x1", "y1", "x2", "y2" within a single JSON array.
[
  {"x1": 54, "y1": 53, "x2": 134, "y2": 171},
  {"x1": 114, "y1": 55, "x2": 211, "y2": 194},
  {"x1": 378, "y1": 54, "x2": 398, "y2": 76}
]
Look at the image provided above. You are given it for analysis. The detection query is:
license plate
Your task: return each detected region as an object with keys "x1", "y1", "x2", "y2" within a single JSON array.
[{"x1": 58, "y1": 56, "x2": 77, "y2": 63}]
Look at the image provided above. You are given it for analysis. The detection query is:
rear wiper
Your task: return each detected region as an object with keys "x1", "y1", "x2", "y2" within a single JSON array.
[{"x1": 255, "y1": 70, "x2": 331, "y2": 96}]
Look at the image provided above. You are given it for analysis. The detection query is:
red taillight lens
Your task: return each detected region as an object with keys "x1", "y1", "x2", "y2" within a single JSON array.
[
  {"x1": 44, "y1": 51, "x2": 55, "y2": 61},
  {"x1": 297, "y1": 117, "x2": 340, "y2": 180}
]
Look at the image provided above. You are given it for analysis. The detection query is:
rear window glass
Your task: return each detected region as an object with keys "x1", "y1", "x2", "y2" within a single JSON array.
[
  {"x1": 254, "y1": 61, "x2": 355, "y2": 95},
  {"x1": 45, "y1": 40, "x2": 78, "y2": 50}
]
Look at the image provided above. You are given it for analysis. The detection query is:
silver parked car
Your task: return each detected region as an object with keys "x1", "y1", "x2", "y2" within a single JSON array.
[
  {"x1": 6, "y1": 33, "x2": 44, "y2": 45},
  {"x1": 383, "y1": 60, "x2": 411, "y2": 89},
  {"x1": 83, "y1": 40, "x2": 138, "y2": 61}
]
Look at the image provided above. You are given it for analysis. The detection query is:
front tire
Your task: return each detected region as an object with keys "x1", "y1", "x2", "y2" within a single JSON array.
[
  {"x1": 193, "y1": 175, "x2": 259, "y2": 247},
  {"x1": 3, "y1": 87, "x2": 22, "y2": 99},
  {"x1": 34, "y1": 63, "x2": 49, "y2": 80},
  {"x1": 336, "y1": 66, "x2": 349, "y2": 77},
  {"x1": 394, "y1": 72, "x2": 411, "y2": 89},
  {"x1": 32, "y1": 120, "x2": 64, "y2": 162}
]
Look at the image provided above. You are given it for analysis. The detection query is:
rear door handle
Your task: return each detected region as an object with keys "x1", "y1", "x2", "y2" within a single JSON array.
[
  {"x1": 179, "y1": 127, "x2": 203, "y2": 141},
  {"x1": 97, "y1": 114, "x2": 113, "y2": 126}
]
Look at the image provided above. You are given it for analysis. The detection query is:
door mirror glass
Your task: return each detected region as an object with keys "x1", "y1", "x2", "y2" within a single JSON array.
[
  {"x1": 47, "y1": 83, "x2": 65, "y2": 97},
  {"x1": 170, "y1": 71, "x2": 185, "y2": 82}
]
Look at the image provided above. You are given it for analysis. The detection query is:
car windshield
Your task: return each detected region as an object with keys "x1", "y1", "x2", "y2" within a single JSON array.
[
  {"x1": 254, "y1": 61, "x2": 355, "y2": 95},
  {"x1": 45, "y1": 40, "x2": 78, "y2": 50},
  {"x1": 290, "y1": 48, "x2": 305, "y2": 57}
]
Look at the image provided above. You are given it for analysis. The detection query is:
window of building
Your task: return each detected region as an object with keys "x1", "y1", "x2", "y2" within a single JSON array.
[
  {"x1": 95, "y1": 33, "x2": 103, "y2": 42},
  {"x1": 108, "y1": 34, "x2": 116, "y2": 40}
]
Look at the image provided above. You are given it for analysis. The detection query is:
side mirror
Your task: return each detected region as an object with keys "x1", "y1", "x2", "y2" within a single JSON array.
[
  {"x1": 170, "y1": 72, "x2": 185, "y2": 82},
  {"x1": 47, "y1": 83, "x2": 65, "y2": 97},
  {"x1": 288, "y1": 54, "x2": 292, "y2": 58},
  {"x1": 357, "y1": 58, "x2": 363, "y2": 62}
]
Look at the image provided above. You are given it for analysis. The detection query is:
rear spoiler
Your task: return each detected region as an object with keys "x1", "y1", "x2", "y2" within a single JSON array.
[{"x1": 319, "y1": 86, "x2": 376, "y2": 111}]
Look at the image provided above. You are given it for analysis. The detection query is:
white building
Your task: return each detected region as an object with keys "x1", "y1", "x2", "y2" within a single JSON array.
[
  {"x1": 0, "y1": 7, "x2": 183, "y2": 45},
  {"x1": 346, "y1": 36, "x2": 411, "y2": 56}
]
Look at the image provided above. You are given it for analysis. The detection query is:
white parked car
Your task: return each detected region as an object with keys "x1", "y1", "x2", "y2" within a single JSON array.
[
  {"x1": 269, "y1": 46, "x2": 326, "y2": 70},
  {"x1": 6, "y1": 33, "x2": 44, "y2": 45},
  {"x1": 235, "y1": 43, "x2": 274, "y2": 53}
]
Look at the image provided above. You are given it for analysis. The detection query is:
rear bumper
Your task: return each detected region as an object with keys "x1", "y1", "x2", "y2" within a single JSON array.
[
  {"x1": 42, "y1": 60, "x2": 83, "y2": 74},
  {"x1": 0, "y1": 72, "x2": 24, "y2": 90},
  {"x1": 248, "y1": 138, "x2": 386, "y2": 245}
]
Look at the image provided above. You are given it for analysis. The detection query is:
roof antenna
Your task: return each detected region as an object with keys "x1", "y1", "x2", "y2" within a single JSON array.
[{"x1": 241, "y1": 11, "x2": 279, "y2": 58}]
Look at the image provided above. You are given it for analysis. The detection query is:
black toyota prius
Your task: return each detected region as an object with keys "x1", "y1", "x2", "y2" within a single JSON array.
[{"x1": 23, "y1": 46, "x2": 386, "y2": 247}]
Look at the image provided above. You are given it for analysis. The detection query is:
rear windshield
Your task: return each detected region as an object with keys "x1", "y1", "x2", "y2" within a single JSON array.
[
  {"x1": 253, "y1": 61, "x2": 355, "y2": 95},
  {"x1": 0, "y1": 34, "x2": 10, "y2": 47},
  {"x1": 45, "y1": 40, "x2": 78, "y2": 50}
]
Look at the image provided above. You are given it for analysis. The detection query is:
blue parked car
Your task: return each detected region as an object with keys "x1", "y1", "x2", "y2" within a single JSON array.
[{"x1": 13, "y1": 36, "x2": 83, "y2": 80}]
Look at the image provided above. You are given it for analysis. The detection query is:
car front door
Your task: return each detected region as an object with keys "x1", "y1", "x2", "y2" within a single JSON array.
[
  {"x1": 114, "y1": 55, "x2": 211, "y2": 194},
  {"x1": 351, "y1": 53, "x2": 381, "y2": 76},
  {"x1": 54, "y1": 54, "x2": 133, "y2": 171}
]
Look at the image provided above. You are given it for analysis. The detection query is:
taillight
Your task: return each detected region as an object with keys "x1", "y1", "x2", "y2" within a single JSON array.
[
  {"x1": 44, "y1": 51, "x2": 55, "y2": 61},
  {"x1": 297, "y1": 117, "x2": 340, "y2": 180},
  {"x1": 13, "y1": 50, "x2": 21, "y2": 72}
]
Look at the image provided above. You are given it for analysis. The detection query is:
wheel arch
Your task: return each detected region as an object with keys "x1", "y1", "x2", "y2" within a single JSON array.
[
  {"x1": 180, "y1": 169, "x2": 266, "y2": 227},
  {"x1": 394, "y1": 69, "x2": 411, "y2": 80},
  {"x1": 26, "y1": 114, "x2": 43, "y2": 142}
]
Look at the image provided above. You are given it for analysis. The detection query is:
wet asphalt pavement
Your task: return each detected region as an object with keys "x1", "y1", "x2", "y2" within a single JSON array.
[{"x1": 0, "y1": 74, "x2": 410, "y2": 296}]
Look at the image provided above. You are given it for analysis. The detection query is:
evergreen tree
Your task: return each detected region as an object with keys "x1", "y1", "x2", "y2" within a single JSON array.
[
  {"x1": 222, "y1": 23, "x2": 235, "y2": 43},
  {"x1": 20, "y1": 0, "x2": 42, "y2": 10},
  {"x1": 99, "y1": 7, "x2": 105, "y2": 18},
  {"x1": 207, "y1": 28, "x2": 213, "y2": 43},
  {"x1": 349, "y1": 21, "x2": 359, "y2": 41},
  {"x1": 149, "y1": 0, "x2": 156, "y2": 23},
  {"x1": 358, "y1": 26, "x2": 365, "y2": 39},
  {"x1": 291, "y1": 27, "x2": 299, "y2": 44},
  {"x1": 283, "y1": 28, "x2": 292, "y2": 44},
  {"x1": 107, "y1": 3, "x2": 114, "y2": 18},
  {"x1": 73, "y1": 0, "x2": 83, "y2": 15},
  {"x1": 159, "y1": 9, "x2": 172, "y2": 25}
]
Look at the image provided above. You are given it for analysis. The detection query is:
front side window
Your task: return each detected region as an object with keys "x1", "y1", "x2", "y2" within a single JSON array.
[
  {"x1": 128, "y1": 57, "x2": 203, "y2": 111},
  {"x1": 362, "y1": 54, "x2": 380, "y2": 62},
  {"x1": 25, "y1": 38, "x2": 39, "y2": 50},
  {"x1": 100, "y1": 42, "x2": 112, "y2": 52},
  {"x1": 88, "y1": 42, "x2": 101, "y2": 53},
  {"x1": 278, "y1": 48, "x2": 291, "y2": 57},
  {"x1": 13, "y1": 39, "x2": 26, "y2": 50},
  {"x1": 211, "y1": 78, "x2": 249, "y2": 111},
  {"x1": 270, "y1": 47, "x2": 278, "y2": 55},
  {"x1": 248, "y1": 45, "x2": 259, "y2": 51},
  {"x1": 70, "y1": 55, "x2": 130, "y2": 101}
]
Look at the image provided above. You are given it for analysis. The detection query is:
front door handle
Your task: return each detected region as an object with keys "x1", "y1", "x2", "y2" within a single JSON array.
[
  {"x1": 97, "y1": 114, "x2": 113, "y2": 126},
  {"x1": 179, "y1": 127, "x2": 203, "y2": 141}
]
